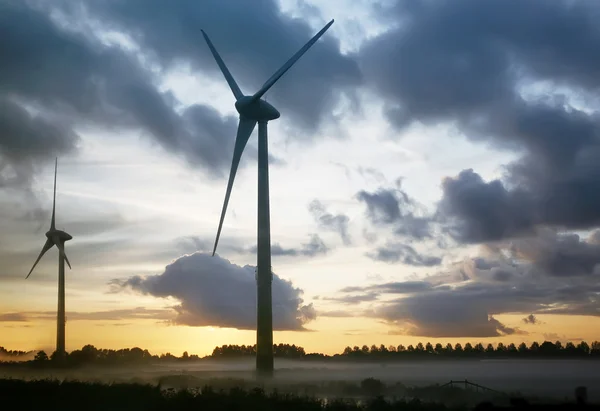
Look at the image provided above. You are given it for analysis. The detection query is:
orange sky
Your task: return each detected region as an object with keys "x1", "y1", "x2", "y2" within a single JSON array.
[{"x1": 2, "y1": 314, "x2": 598, "y2": 357}]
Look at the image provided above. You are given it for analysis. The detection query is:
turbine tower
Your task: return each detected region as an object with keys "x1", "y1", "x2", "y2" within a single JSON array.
[
  {"x1": 202, "y1": 20, "x2": 334, "y2": 375},
  {"x1": 26, "y1": 158, "x2": 72, "y2": 359}
]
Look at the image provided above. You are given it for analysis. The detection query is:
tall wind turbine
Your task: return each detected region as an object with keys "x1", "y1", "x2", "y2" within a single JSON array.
[
  {"x1": 202, "y1": 20, "x2": 334, "y2": 374},
  {"x1": 26, "y1": 158, "x2": 72, "y2": 358}
]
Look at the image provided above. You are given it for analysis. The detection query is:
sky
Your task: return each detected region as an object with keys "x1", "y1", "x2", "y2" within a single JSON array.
[{"x1": 2, "y1": 0, "x2": 600, "y2": 356}]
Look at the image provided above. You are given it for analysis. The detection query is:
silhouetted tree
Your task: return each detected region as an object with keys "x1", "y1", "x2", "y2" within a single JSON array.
[
  {"x1": 591, "y1": 341, "x2": 600, "y2": 357},
  {"x1": 577, "y1": 341, "x2": 590, "y2": 356},
  {"x1": 518, "y1": 342, "x2": 528, "y2": 354},
  {"x1": 3, "y1": 339, "x2": 600, "y2": 368},
  {"x1": 464, "y1": 343, "x2": 473, "y2": 354},
  {"x1": 424, "y1": 342, "x2": 433, "y2": 354},
  {"x1": 539, "y1": 341, "x2": 557, "y2": 356},
  {"x1": 34, "y1": 351, "x2": 48, "y2": 362},
  {"x1": 530, "y1": 341, "x2": 540, "y2": 353},
  {"x1": 474, "y1": 343, "x2": 484, "y2": 355}
]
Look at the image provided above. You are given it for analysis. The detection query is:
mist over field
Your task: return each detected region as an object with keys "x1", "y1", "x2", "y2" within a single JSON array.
[{"x1": 2, "y1": 359, "x2": 598, "y2": 401}]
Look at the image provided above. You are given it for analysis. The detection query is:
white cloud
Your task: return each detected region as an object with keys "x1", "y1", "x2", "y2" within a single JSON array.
[{"x1": 112, "y1": 252, "x2": 316, "y2": 331}]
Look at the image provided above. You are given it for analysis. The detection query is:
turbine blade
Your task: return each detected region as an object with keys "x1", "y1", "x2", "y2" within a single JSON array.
[
  {"x1": 213, "y1": 117, "x2": 257, "y2": 256},
  {"x1": 51, "y1": 157, "x2": 57, "y2": 230},
  {"x1": 26, "y1": 238, "x2": 54, "y2": 279},
  {"x1": 201, "y1": 29, "x2": 244, "y2": 101},
  {"x1": 53, "y1": 237, "x2": 72, "y2": 270},
  {"x1": 251, "y1": 19, "x2": 334, "y2": 102}
]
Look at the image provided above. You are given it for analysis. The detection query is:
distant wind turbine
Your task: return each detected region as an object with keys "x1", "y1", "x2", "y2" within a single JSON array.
[
  {"x1": 26, "y1": 158, "x2": 72, "y2": 359},
  {"x1": 202, "y1": 20, "x2": 334, "y2": 375}
]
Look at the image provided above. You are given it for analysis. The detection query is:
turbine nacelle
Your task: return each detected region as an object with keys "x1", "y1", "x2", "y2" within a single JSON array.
[
  {"x1": 45, "y1": 230, "x2": 73, "y2": 242},
  {"x1": 235, "y1": 96, "x2": 280, "y2": 122}
]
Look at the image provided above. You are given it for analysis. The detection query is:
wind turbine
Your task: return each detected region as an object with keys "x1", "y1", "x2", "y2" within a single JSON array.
[
  {"x1": 202, "y1": 20, "x2": 334, "y2": 374},
  {"x1": 26, "y1": 158, "x2": 72, "y2": 359}
]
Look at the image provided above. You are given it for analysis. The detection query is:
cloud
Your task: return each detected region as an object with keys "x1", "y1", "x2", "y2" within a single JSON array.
[
  {"x1": 356, "y1": 180, "x2": 435, "y2": 240},
  {"x1": 0, "y1": 98, "x2": 78, "y2": 188},
  {"x1": 77, "y1": 0, "x2": 362, "y2": 133},
  {"x1": 25, "y1": 308, "x2": 173, "y2": 322},
  {"x1": 177, "y1": 233, "x2": 328, "y2": 259},
  {"x1": 333, "y1": 230, "x2": 600, "y2": 337},
  {"x1": 250, "y1": 234, "x2": 329, "y2": 257},
  {"x1": 542, "y1": 333, "x2": 583, "y2": 342},
  {"x1": 111, "y1": 252, "x2": 316, "y2": 330},
  {"x1": 317, "y1": 309, "x2": 356, "y2": 318},
  {"x1": 343, "y1": 281, "x2": 434, "y2": 294},
  {"x1": 348, "y1": 0, "x2": 600, "y2": 337},
  {"x1": 358, "y1": 0, "x2": 600, "y2": 242},
  {"x1": 308, "y1": 200, "x2": 351, "y2": 245},
  {"x1": 367, "y1": 243, "x2": 442, "y2": 266},
  {"x1": 509, "y1": 228, "x2": 600, "y2": 277},
  {"x1": 522, "y1": 314, "x2": 542, "y2": 325},
  {"x1": 357, "y1": 167, "x2": 387, "y2": 185},
  {"x1": 0, "y1": 196, "x2": 167, "y2": 283},
  {"x1": 357, "y1": 188, "x2": 403, "y2": 225},
  {"x1": 0, "y1": 1, "x2": 263, "y2": 185},
  {"x1": 438, "y1": 169, "x2": 535, "y2": 243},
  {"x1": 356, "y1": 180, "x2": 444, "y2": 266},
  {"x1": 372, "y1": 285, "x2": 529, "y2": 338},
  {"x1": 321, "y1": 292, "x2": 380, "y2": 305},
  {"x1": 0, "y1": 313, "x2": 28, "y2": 322}
]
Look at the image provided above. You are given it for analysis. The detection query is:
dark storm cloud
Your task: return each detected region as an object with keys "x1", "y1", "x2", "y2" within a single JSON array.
[
  {"x1": 318, "y1": 0, "x2": 600, "y2": 336},
  {"x1": 510, "y1": 228, "x2": 600, "y2": 277},
  {"x1": 0, "y1": 98, "x2": 78, "y2": 187},
  {"x1": 367, "y1": 243, "x2": 442, "y2": 266},
  {"x1": 0, "y1": 1, "x2": 260, "y2": 184},
  {"x1": 78, "y1": 0, "x2": 362, "y2": 133},
  {"x1": 356, "y1": 181, "x2": 434, "y2": 240},
  {"x1": 362, "y1": 0, "x2": 600, "y2": 128},
  {"x1": 359, "y1": 0, "x2": 600, "y2": 241},
  {"x1": 334, "y1": 234, "x2": 600, "y2": 337},
  {"x1": 370, "y1": 279, "x2": 550, "y2": 337},
  {"x1": 111, "y1": 252, "x2": 316, "y2": 330},
  {"x1": 308, "y1": 200, "x2": 351, "y2": 245},
  {"x1": 357, "y1": 189, "x2": 402, "y2": 224},
  {"x1": 438, "y1": 169, "x2": 535, "y2": 243}
]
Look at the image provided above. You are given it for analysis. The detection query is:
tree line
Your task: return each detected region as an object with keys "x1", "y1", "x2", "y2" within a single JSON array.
[
  {"x1": 339, "y1": 340, "x2": 600, "y2": 359},
  {"x1": 1, "y1": 340, "x2": 599, "y2": 367}
]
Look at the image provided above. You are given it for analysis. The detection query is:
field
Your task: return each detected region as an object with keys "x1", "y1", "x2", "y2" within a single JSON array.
[{"x1": 1, "y1": 359, "x2": 597, "y2": 403}]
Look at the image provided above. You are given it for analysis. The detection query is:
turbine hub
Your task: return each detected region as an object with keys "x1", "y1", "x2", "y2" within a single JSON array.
[
  {"x1": 235, "y1": 96, "x2": 280, "y2": 122},
  {"x1": 46, "y1": 229, "x2": 73, "y2": 242}
]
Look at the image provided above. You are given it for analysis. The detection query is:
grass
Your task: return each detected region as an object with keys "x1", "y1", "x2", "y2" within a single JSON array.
[{"x1": 0, "y1": 378, "x2": 470, "y2": 411}]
